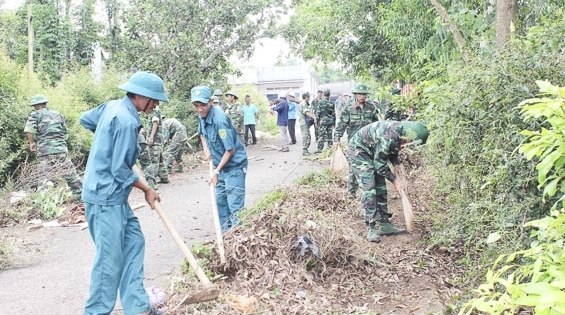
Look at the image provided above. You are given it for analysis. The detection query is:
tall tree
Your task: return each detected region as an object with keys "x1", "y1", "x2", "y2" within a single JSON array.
[
  {"x1": 495, "y1": 0, "x2": 516, "y2": 48},
  {"x1": 71, "y1": 0, "x2": 101, "y2": 66},
  {"x1": 112, "y1": 0, "x2": 286, "y2": 95}
]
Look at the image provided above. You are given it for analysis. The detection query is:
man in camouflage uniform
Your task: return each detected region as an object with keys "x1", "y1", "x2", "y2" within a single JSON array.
[
  {"x1": 225, "y1": 91, "x2": 244, "y2": 143},
  {"x1": 333, "y1": 83, "x2": 381, "y2": 198},
  {"x1": 298, "y1": 92, "x2": 317, "y2": 156},
  {"x1": 314, "y1": 89, "x2": 335, "y2": 153},
  {"x1": 24, "y1": 94, "x2": 82, "y2": 200},
  {"x1": 162, "y1": 117, "x2": 188, "y2": 174},
  {"x1": 347, "y1": 120, "x2": 429, "y2": 242},
  {"x1": 144, "y1": 106, "x2": 169, "y2": 189},
  {"x1": 311, "y1": 89, "x2": 323, "y2": 142},
  {"x1": 214, "y1": 89, "x2": 228, "y2": 112}
]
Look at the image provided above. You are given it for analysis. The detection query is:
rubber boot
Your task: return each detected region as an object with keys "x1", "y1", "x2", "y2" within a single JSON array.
[
  {"x1": 379, "y1": 220, "x2": 406, "y2": 235},
  {"x1": 366, "y1": 223, "x2": 380, "y2": 242},
  {"x1": 302, "y1": 149, "x2": 311, "y2": 156}
]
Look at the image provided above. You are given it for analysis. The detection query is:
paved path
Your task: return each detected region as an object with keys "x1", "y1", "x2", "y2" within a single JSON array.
[{"x1": 0, "y1": 134, "x2": 326, "y2": 315}]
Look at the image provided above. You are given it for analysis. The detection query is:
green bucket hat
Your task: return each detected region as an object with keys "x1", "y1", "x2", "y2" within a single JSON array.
[
  {"x1": 225, "y1": 90, "x2": 238, "y2": 99},
  {"x1": 119, "y1": 71, "x2": 169, "y2": 102},
  {"x1": 213, "y1": 89, "x2": 223, "y2": 96},
  {"x1": 401, "y1": 121, "x2": 429, "y2": 144},
  {"x1": 30, "y1": 94, "x2": 49, "y2": 106},
  {"x1": 352, "y1": 83, "x2": 369, "y2": 94}
]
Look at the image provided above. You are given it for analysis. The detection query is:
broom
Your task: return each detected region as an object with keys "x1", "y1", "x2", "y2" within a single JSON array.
[
  {"x1": 398, "y1": 189, "x2": 414, "y2": 232},
  {"x1": 395, "y1": 164, "x2": 414, "y2": 232}
]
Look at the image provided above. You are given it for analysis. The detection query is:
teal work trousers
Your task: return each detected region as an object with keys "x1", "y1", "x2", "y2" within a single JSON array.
[{"x1": 84, "y1": 202, "x2": 150, "y2": 315}]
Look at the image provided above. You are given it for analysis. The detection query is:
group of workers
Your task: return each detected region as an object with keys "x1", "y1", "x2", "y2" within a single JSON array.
[{"x1": 23, "y1": 71, "x2": 428, "y2": 315}]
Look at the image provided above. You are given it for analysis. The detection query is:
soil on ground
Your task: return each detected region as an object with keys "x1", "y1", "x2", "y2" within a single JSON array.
[{"x1": 0, "y1": 133, "x2": 464, "y2": 315}]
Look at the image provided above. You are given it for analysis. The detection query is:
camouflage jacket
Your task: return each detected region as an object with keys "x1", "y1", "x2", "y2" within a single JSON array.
[
  {"x1": 147, "y1": 108, "x2": 165, "y2": 145},
  {"x1": 163, "y1": 118, "x2": 188, "y2": 142},
  {"x1": 349, "y1": 121, "x2": 404, "y2": 182},
  {"x1": 311, "y1": 97, "x2": 323, "y2": 118},
  {"x1": 334, "y1": 101, "x2": 380, "y2": 142},
  {"x1": 227, "y1": 102, "x2": 244, "y2": 130},
  {"x1": 24, "y1": 107, "x2": 69, "y2": 156},
  {"x1": 316, "y1": 97, "x2": 335, "y2": 126},
  {"x1": 298, "y1": 100, "x2": 312, "y2": 127}
]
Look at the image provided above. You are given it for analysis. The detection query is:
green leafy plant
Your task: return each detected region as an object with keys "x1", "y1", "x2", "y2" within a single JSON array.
[
  {"x1": 518, "y1": 80, "x2": 565, "y2": 208},
  {"x1": 31, "y1": 181, "x2": 72, "y2": 220},
  {"x1": 459, "y1": 82, "x2": 565, "y2": 314}
]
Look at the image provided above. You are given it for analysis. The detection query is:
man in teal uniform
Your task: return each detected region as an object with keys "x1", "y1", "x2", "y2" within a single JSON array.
[
  {"x1": 79, "y1": 71, "x2": 167, "y2": 315},
  {"x1": 24, "y1": 94, "x2": 82, "y2": 200},
  {"x1": 242, "y1": 94, "x2": 259, "y2": 146},
  {"x1": 347, "y1": 120, "x2": 428, "y2": 243},
  {"x1": 193, "y1": 86, "x2": 248, "y2": 232}
]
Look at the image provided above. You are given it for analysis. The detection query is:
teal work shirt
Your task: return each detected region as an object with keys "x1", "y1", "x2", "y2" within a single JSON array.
[
  {"x1": 198, "y1": 106, "x2": 248, "y2": 169},
  {"x1": 80, "y1": 97, "x2": 142, "y2": 205}
]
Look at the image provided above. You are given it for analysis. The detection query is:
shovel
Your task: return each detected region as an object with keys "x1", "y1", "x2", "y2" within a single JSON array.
[
  {"x1": 209, "y1": 160, "x2": 227, "y2": 264},
  {"x1": 132, "y1": 165, "x2": 220, "y2": 303}
]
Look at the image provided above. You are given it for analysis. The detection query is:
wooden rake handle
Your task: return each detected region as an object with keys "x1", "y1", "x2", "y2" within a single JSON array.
[{"x1": 209, "y1": 161, "x2": 227, "y2": 264}]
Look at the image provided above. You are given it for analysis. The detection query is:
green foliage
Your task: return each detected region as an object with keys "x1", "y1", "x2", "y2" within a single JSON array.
[
  {"x1": 517, "y1": 81, "x2": 565, "y2": 207},
  {"x1": 27, "y1": 181, "x2": 72, "y2": 220},
  {"x1": 113, "y1": 0, "x2": 286, "y2": 95},
  {"x1": 420, "y1": 16, "x2": 565, "y2": 282},
  {"x1": 293, "y1": 169, "x2": 337, "y2": 187},
  {"x1": 459, "y1": 82, "x2": 565, "y2": 314},
  {"x1": 459, "y1": 211, "x2": 565, "y2": 315},
  {"x1": 0, "y1": 236, "x2": 17, "y2": 270}
]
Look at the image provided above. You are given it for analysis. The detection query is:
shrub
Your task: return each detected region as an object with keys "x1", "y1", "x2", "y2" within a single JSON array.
[{"x1": 419, "y1": 16, "x2": 565, "y2": 283}]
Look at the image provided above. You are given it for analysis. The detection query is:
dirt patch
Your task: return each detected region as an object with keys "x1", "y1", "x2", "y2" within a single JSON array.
[{"x1": 164, "y1": 160, "x2": 464, "y2": 314}]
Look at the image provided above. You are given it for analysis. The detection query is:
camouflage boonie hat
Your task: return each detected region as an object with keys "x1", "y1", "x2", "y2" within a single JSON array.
[
  {"x1": 30, "y1": 94, "x2": 49, "y2": 106},
  {"x1": 352, "y1": 83, "x2": 369, "y2": 94},
  {"x1": 401, "y1": 121, "x2": 429, "y2": 144},
  {"x1": 225, "y1": 90, "x2": 238, "y2": 99}
]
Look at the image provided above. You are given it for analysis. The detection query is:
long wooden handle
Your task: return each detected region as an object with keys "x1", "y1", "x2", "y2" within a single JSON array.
[
  {"x1": 399, "y1": 189, "x2": 414, "y2": 232},
  {"x1": 132, "y1": 165, "x2": 211, "y2": 285},
  {"x1": 154, "y1": 201, "x2": 212, "y2": 285},
  {"x1": 209, "y1": 161, "x2": 227, "y2": 264}
]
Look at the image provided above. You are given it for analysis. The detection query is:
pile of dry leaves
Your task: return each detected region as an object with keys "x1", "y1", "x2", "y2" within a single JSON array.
[{"x1": 164, "y1": 167, "x2": 464, "y2": 314}]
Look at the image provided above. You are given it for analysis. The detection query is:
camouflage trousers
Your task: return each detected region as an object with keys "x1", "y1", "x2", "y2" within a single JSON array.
[
  {"x1": 138, "y1": 145, "x2": 150, "y2": 171},
  {"x1": 347, "y1": 157, "x2": 359, "y2": 196},
  {"x1": 317, "y1": 124, "x2": 333, "y2": 150},
  {"x1": 164, "y1": 134, "x2": 188, "y2": 171},
  {"x1": 348, "y1": 151, "x2": 391, "y2": 223},
  {"x1": 300, "y1": 123, "x2": 311, "y2": 151},
  {"x1": 38, "y1": 153, "x2": 82, "y2": 200},
  {"x1": 144, "y1": 144, "x2": 169, "y2": 183}
]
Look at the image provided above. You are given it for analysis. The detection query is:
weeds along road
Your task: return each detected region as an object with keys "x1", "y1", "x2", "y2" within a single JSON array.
[{"x1": 0, "y1": 135, "x2": 326, "y2": 315}]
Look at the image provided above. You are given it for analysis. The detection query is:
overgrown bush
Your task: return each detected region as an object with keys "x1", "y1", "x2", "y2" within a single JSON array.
[
  {"x1": 419, "y1": 16, "x2": 565, "y2": 283},
  {"x1": 460, "y1": 82, "x2": 565, "y2": 314}
]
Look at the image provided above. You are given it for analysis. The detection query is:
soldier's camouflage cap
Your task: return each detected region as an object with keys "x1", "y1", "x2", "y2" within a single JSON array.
[
  {"x1": 30, "y1": 94, "x2": 49, "y2": 106},
  {"x1": 213, "y1": 89, "x2": 223, "y2": 96},
  {"x1": 225, "y1": 90, "x2": 238, "y2": 99},
  {"x1": 323, "y1": 89, "x2": 330, "y2": 96},
  {"x1": 352, "y1": 83, "x2": 369, "y2": 94},
  {"x1": 401, "y1": 121, "x2": 429, "y2": 144}
]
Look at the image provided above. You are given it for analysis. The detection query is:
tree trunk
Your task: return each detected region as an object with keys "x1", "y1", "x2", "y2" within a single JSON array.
[
  {"x1": 429, "y1": 0, "x2": 470, "y2": 63},
  {"x1": 495, "y1": 0, "x2": 516, "y2": 49}
]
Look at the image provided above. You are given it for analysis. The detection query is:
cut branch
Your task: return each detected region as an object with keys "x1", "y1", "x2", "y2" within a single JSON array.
[{"x1": 429, "y1": 0, "x2": 470, "y2": 63}]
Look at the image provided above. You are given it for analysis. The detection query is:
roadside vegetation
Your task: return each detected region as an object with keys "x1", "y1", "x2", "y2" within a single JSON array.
[{"x1": 1, "y1": 0, "x2": 565, "y2": 312}]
